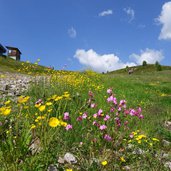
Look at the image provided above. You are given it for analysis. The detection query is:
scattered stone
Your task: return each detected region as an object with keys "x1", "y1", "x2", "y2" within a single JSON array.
[
  {"x1": 64, "y1": 152, "x2": 77, "y2": 164},
  {"x1": 122, "y1": 166, "x2": 131, "y2": 170},
  {"x1": 162, "y1": 140, "x2": 171, "y2": 147},
  {"x1": 47, "y1": 164, "x2": 58, "y2": 171},
  {"x1": 29, "y1": 137, "x2": 42, "y2": 155},
  {"x1": 90, "y1": 158, "x2": 99, "y2": 165},
  {"x1": 164, "y1": 121, "x2": 171, "y2": 131},
  {"x1": 164, "y1": 161, "x2": 171, "y2": 170},
  {"x1": 57, "y1": 157, "x2": 65, "y2": 164},
  {"x1": 162, "y1": 153, "x2": 169, "y2": 159},
  {"x1": 0, "y1": 71, "x2": 51, "y2": 100},
  {"x1": 132, "y1": 148, "x2": 145, "y2": 155},
  {"x1": 127, "y1": 143, "x2": 134, "y2": 149}
]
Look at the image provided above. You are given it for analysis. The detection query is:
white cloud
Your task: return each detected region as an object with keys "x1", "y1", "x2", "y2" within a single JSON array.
[
  {"x1": 74, "y1": 49, "x2": 136, "y2": 72},
  {"x1": 130, "y1": 48, "x2": 164, "y2": 65},
  {"x1": 99, "y1": 9, "x2": 113, "y2": 17},
  {"x1": 68, "y1": 27, "x2": 77, "y2": 38},
  {"x1": 157, "y1": 1, "x2": 171, "y2": 40},
  {"x1": 123, "y1": 7, "x2": 135, "y2": 22}
]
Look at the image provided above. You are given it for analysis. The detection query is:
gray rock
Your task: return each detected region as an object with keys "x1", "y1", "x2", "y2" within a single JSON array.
[
  {"x1": 29, "y1": 137, "x2": 42, "y2": 155},
  {"x1": 132, "y1": 148, "x2": 145, "y2": 155},
  {"x1": 0, "y1": 71, "x2": 51, "y2": 100},
  {"x1": 164, "y1": 161, "x2": 171, "y2": 170},
  {"x1": 57, "y1": 157, "x2": 65, "y2": 164},
  {"x1": 122, "y1": 166, "x2": 131, "y2": 170},
  {"x1": 47, "y1": 164, "x2": 58, "y2": 171},
  {"x1": 64, "y1": 152, "x2": 77, "y2": 164},
  {"x1": 163, "y1": 140, "x2": 171, "y2": 147},
  {"x1": 165, "y1": 121, "x2": 171, "y2": 131}
]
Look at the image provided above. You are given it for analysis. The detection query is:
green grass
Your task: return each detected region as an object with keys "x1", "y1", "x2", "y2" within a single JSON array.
[
  {"x1": 0, "y1": 62, "x2": 171, "y2": 170},
  {"x1": 108, "y1": 64, "x2": 171, "y2": 74},
  {"x1": 0, "y1": 56, "x2": 50, "y2": 74}
]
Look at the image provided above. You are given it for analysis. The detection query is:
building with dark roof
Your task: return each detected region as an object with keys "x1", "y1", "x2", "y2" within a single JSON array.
[
  {"x1": 6, "y1": 46, "x2": 22, "y2": 61},
  {"x1": 0, "y1": 44, "x2": 6, "y2": 56}
]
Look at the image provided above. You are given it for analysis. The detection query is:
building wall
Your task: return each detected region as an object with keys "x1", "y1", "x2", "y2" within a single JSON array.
[
  {"x1": 9, "y1": 56, "x2": 17, "y2": 60},
  {"x1": 7, "y1": 50, "x2": 20, "y2": 61}
]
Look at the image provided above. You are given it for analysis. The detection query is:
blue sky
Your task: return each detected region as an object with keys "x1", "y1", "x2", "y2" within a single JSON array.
[{"x1": 0, "y1": 0, "x2": 171, "y2": 72}]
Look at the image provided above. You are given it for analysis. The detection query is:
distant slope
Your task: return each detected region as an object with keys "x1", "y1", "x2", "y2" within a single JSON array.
[
  {"x1": 0, "y1": 56, "x2": 51, "y2": 74},
  {"x1": 108, "y1": 64, "x2": 171, "y2": 75}
]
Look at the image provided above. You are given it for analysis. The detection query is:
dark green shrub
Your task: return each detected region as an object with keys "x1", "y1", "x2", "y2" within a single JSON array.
[{"x1": 142, "y1": 60, "x2": 147, "y2": 66}]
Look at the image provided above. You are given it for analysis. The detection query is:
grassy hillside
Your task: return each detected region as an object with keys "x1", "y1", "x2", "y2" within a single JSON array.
[
  {"x1": 108, "y1": 64, "x2": 171, "y2": 75},
  {"x1": 0, "y1": 58, "x2": 171, "y2": 170},
  {"x1": 0, "y1": 56, "x2": 51, "y2": 74}
]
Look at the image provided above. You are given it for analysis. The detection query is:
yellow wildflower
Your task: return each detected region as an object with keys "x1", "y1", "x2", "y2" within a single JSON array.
[
  {"x1": 39, "y1": 105, "x2": 46, "y2": 112},
  {"x1": 55, "y1": 96, "x2": 63, "y2": 101},
  {"x1": 0, "y1": 106, "x2": 5, "y2": 112},
  {"x1": 63, "y1": 94, "x2": 70, "y2": 98},
  {"x1": 120, "y1": 157, "x2": 126, "y2": 162},
  {"x1": 152, "y1": 138, "x2": 159, "y2": 142},
  {"x1": 101, "y1": 160, "x2": 108, "y2": 166},
  {"x1": 161, "y1": 93, "x2": 167, "y2": 97},
  {"x1": 49, "y1": 117, "x2": 60, "y2": 127},
  {"x1": 51, "y1": 95, "x2": 57, "y2": 100},
  {"x1": 24, "y1": 106, "x2": 29, "y2": 109},
  {"x1": 48, "y1": 109, "x2": 52, "y2": 113},
  {"x1": 60, "y1": 121, "x2": 67, "y2": 127},
  {"x1": 138, "y1": 140, "x2": 141, "y2": 144},
  {"x1": 31, "y1": 124, "x2": 36, "y2": 129},
  {"x1": 35, "y1": 119, "x2": 39, "y2": 122},
  {"x1": 149, "y1": 143, "x2": 153, "y2": 146},
  {"x1": 136, "y1": 134, "x2": 146, "y2": 140},
  {"x1": 65, "y1": 169, "x2": 73, "y2": 171},
  {"x1": 4, "y1": 100, "x2": 11, "y2": 105},
  {"x1": 46, "y1": 102, "x2": 53, "y2": 106},
  {"x1": 18, "y1": 96, "x2": 30, "y2": 103},
  {"x1": 35, "y1": 103, "x2": 41, "y2": 108},
  {"x1": 1, "y1": 107, "x2": 11, "y2": 115}
]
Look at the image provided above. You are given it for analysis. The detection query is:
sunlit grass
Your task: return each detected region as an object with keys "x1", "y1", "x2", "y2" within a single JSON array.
[{"x1": 0, "y1": 61, "x2": 171, "y2": 170}]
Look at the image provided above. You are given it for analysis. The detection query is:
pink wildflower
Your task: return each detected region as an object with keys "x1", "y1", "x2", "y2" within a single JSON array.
[
  {"x1": 107, "y1": 95, "x2": 114, "y2": 102},
  {"x1": 118, "y1": 107, "x2": 122, "y2": 111},
  {"x1": 124, "y1": 121, "x2": 129, "y2": 125},
  {"x1": 129, "y1": 133, "x2": 134, "y2": 138},
  {"x1": 63, "y1": 112, "x2": 70, "y2": 120},
  {"x1": 110, "y1": 107, "x2": 115, "y2": 112},
  {"x1": 91, "y1": 103, "x2": 96, "y2": 108},
  {"x1": 138, "y1": 107, "x2": 142, "y2": 113},
  {"x1": 65, "y1": 124, "x2": 72, "y2": 130},
  {"x1": 93, "y1": 121, "x2": 100, "y2": 127},
  {"x1": 124, "y1": 109, "x2": 129, "y2": 115},
  {"x1": 129, "y1": 109, "x2": 136, "y2": 116},
  {"x1": 97, "y1": 109, "x2": 103, "y2": 117},
  {"x1": 104, "y1": 134, "x2": 112, "y2": 141},
  {"x1": 139, "y1": 114, "x2": 144, "y2": 119},
  {"x1": 88, "y1": 91, "x2": 94, "y2": 97},
  {"x1": 77, "y1": 116, "x2": 82, "y2": 121},
  {"x1": 98, "y1": 109, "x2": 103, "y2": 115},
  {"x1": 113, "y1": 97, "x2": 117, "y2": 105},
  {"x1": 82, "y1": 112, "x2": 87, "y2": 119},
  {"x1": 93, "y1": 113, "x2": 97, "y2": 118},
  {"x1": 104, "y1": 115, "x2": 110, "y2": 121},
  {"x1": 35, "y1": 99, "x2": 43, "y2": 105},
  {"x1": 107, "y1": 88, "x2": 112, "y2": 94},
  {"x1": 119, "y1": 100, "x2": 126, "y2": 108},
  {"x1": 99, "y1": 125, "x2": 107, "y2": 130}
]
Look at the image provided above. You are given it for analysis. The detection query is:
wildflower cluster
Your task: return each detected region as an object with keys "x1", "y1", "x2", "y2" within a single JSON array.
[
  {"x1": 128, "y1": 130, "x2": 160, "y2": 147},
  {"x1": 0, "y1": 100, "x2": 11, "y2": 116}
]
